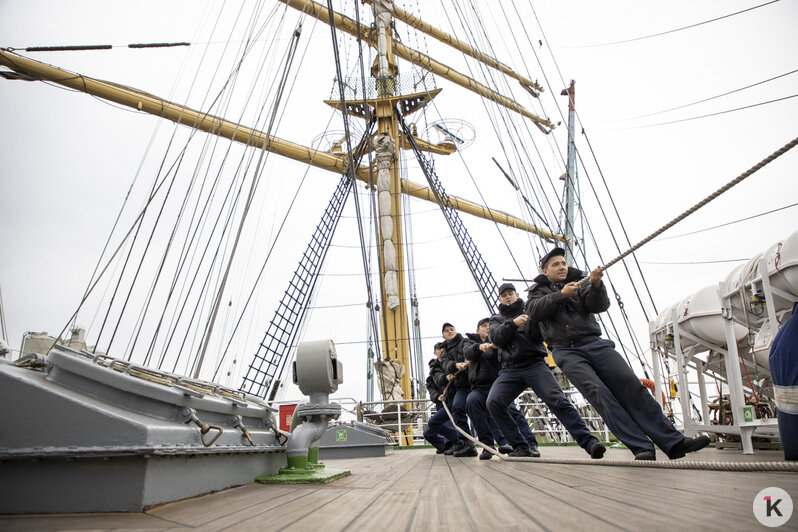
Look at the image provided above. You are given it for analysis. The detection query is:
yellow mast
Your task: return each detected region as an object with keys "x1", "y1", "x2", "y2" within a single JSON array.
[
  {"x1": 0, "y1": 49, "x2": 561, "y2": 242},
  {"x1": 278, "y1": 0, "x2": 554, "y2": 130},
  {"x1": 363, "y1": 0, "x2": 544, "y2": 96},
  {"x1": 0, "y1": 4, "x2": 565, "y2": 409}
]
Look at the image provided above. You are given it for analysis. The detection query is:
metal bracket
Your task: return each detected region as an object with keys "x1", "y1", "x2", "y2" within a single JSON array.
[{"x1": 181, "y1": 408, "x2": 223, "y2": 447}]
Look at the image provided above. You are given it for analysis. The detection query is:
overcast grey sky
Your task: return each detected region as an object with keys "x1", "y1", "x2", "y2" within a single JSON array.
[{"x1": 1, "y1": 0, "x2": 796, "y2": 403}]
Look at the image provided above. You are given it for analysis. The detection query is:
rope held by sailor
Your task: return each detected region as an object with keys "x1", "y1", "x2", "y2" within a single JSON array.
[{"x1": 575, "y1": 135, "x2": 798, "y2": 286}]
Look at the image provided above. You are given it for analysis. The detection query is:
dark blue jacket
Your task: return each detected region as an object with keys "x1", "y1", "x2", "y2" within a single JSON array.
[
  {"x1": 463, "y1": 332, "x2": 501, "y2": 388},
  {"x1": 426, "y1": 358, "x2": 449, "y2": 408},
  {"x1": 489, "y1": 299, "x2": 547, "y2": 369},
  {"x1": 771, "y1": 302, "x2": 798, "y2": 390},
  {"x1": 525, "y1": 267, "x2": 610, "y2": 348},
  {"x1": 440, "y1": 333, "x2": 471, "y2": 390}
]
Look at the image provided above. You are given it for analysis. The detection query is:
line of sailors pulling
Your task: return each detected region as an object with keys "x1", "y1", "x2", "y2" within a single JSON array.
[{"x1": 424, "y1": 247, "x2": 711, "y2": 460}]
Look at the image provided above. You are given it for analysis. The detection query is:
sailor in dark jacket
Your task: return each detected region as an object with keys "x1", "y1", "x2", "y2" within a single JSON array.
[
  {"x1": 440, "y1": 323, "x2": 476, "y2": 456},
  {"x1": 423, "y1": 342, "x2": 460, "y2": 453},
  {"x1": 526, "y1": 247, "x2": 710, "y2": 460},
  {"x1": 487, "y1": 282, "x2": 606, "y2": 458},
  {"x1": 464, "y1": 318, "x2": 538, "y2": 459}
]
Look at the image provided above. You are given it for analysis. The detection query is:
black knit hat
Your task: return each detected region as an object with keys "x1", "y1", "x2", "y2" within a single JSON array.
[{"x1": 441, "y1": 322, "x2": 455, "y2": 333}]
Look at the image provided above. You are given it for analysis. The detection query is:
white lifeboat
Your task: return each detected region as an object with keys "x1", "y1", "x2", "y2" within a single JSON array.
[
  {"x1": 676, "y1": 285, "x2": 748, "y2": 351},
  {"x1": 764, "y1": 228, "x2": 798, "y2": 309}
]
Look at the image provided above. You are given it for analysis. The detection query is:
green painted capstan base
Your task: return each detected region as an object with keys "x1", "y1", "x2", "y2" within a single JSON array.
[
  {"x1": 255, "y1": 467, "x2": 350, "y2": 484},
  {"x1": 255, "y1": 450, "x2": 350, "y2": 484}
]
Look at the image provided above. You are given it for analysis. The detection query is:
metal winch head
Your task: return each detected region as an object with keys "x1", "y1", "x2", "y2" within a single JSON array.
[{"x1": 292, "y1": 339, "x2": 343, "y2": 396}]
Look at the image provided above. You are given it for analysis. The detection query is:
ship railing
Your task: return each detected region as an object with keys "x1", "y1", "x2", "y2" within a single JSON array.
[
  {"x1": 271, "y1": 396, "x2": 611, "y2": 447},
  {"x1": 356, "y1": 398, "x2": 432, "y2": 447}
]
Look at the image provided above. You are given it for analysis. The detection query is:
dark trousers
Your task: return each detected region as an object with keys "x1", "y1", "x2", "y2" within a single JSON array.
[
  {"x1": 424, "y1": 406, "x2": 460, "y2": 451},
  {"x1": 468, "y1": 387, "x2": 537, "y2": 447},
  {"x1": 777, "y1": 409, "x2": 798, "y2": 461},
  {"x1": 553, "y1": 338, "x2": 683, "y2": 455},
  {"x1": 487, "y1": 360, "x2": 597, "y2": 449},
  {"x1": 451, "y1": 388, "x2": 473, "y2": 441}
]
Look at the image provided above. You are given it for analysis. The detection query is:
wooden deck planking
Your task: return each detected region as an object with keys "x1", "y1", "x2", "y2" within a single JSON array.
[
  {"x1": 472, "y1": 460, "x2": 636, "y2": 530},
  {"x1": 281, "y1": 480, "x2": 396, "y2": 531},
  {"x1": 498, "y1": 460, "x2": 798, "y2": 531},
  {"x1": 323, "y1": 451, "x2": 413, "y2": 489},
  {"x1": 406, "y1": 458, "x2": 477, "y2": 531},
  {"x1": 148, "y1": 484, "x2": 306, "y2": 527},
  {"x1": 522, "y1": 464, "x2": 733, "y2": 528},
  {"x1": 1, "y1": 448, "x2": 796, "y2": 531},
  {"x1": 444, "y1": 456, "x2": 561, "y2": 531},
  {"x1": 0, "y1": 512, "x2": 172, "y2": 532},
  {"x1": 343, "y1": 489, "x2": 421, "y2": 531},
  {"x1": 202, "y1": 487, "x2": 356, "y2": 532}
]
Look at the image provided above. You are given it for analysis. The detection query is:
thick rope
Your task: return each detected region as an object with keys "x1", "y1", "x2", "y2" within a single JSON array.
[
  {"x1": 576, "y1": 136, "x2": 798, "y2": 285},
  {"x1": 438, "y1": 375, "x2": 798, "y2": 472}
]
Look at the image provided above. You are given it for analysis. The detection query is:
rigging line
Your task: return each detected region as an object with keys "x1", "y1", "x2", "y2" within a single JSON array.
[
  {"x1": 610, "y1": 68, "x2": 798, "y2": 123},
  {"x1": 172, "y1": 181, "x2": 245, "y2": 376},
  {"x1": 570, "y1": 139, "x2": 656, "y2": 323},
  {"x1": 606, "y1": 93, "x2": 798, "y2": 130},
  {"x1": 69, "y1": 109, "x2": 169, "y2": 335},
  {"x1": 142, "y1": 143, "x2": 220, "y2": 367},
  {"x1": 591, "y1": 135, "x2": 798, "y2": 275},
  {"x1": 93, "y1": 133, "x2": 189, "y2": 355},
  {"x1": 455, "y1": 4, "x2": 645, "y2": 362},
  {"x1": 566, "y1": 206, "x2": 647, "y2": 371},
  {"x1": 148, "y1": 1, "x2": 287, "y2": 362},
  {"x1": 454, "y1": 0, "x2": 560, "y2": 234},
  {"x1": 466, "y1": 4, "x2": 569, "y2": 241},
  {"x1": 48, "y1": 155, "x2": 180, "y2": 356},
  {"x1": 207, "y1": 23, "x2": 335, "y2": 381},
  {"x1": 194, "y1": 17, "x2": 304, "y2": 378},
  {"x1": 0, "y1": 283, "x2": 7, "y2": 340},
  {"x1": 531, "y1": 5, "x2": 665, "y2": 323},
  {"x1": 157, "y1": 1, "x2": 290, "y2": 370},
  {"x1": 440, "y1": 3, "x2": 563, "y2": 242},
  {"x1": 451, "y1": 142, "x2": 526, "y2": 278},
  {"x1": 354, "y1": 0, "x2": 385, "y2": 363},
  {"x1": 482, "y1": 30, "x2": 645, "y2": 367},
  {"x1": 126, "y1": 140, "x2": 214, "y2": 363},
  {"x1": 154, "y1": 140, "x2": 253, "y2": 370},
  {"x1": 328, "y1": 0, "x2": 381, "y2": 359},
  {"x1": 570, "y1": 0, "x2": 781, "y2": 48},
  {"x1": 417, "y1": 6, "x2": 538, "y2": 275},
  {"x1": 640, "y1": 258, "x2": 750, "y2": 265},
  {"x1": 492, "y1": 157, "x2": 554, "y2": 235},
  {"x1": 59, "y1": 0, "x2": 256, "y2": 355},
  {"x1": 655, "y1": 201, "x2": 798, "y2": 241},
  {"x1": 142, "y1": 3, "x2": 287, "y2": 366},
  {"x1": 580, "y1": 130, "x2": 659, "y2": 316},
  {"x1": 208, "y1": 111, "x2": 343, "y2": 382},
  {"x1": 528, "y1": 5, "x2": 661, "y2": 321},
  {"x1": 106, "y1": 147, "x2": 199, "y2": 359}
]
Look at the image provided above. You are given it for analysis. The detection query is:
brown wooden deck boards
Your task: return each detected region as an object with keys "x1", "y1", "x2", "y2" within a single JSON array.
[{"x1": 1, "y1": 447, "x2": 796, "y2": 531}]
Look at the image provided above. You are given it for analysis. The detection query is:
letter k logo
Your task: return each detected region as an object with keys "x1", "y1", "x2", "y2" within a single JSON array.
[{"x1": 764, "y1": 496, "x2": 783, "y2": 517}]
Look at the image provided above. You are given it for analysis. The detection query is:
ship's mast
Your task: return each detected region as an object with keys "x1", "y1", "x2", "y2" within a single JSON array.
[
  {"x1": 562, "y1": 80, "x2": 577, "y2": 265},
  {"x1": 370, "y1": 0, "x2": 412, "y2": 403},
  {"x1": 0, "y1": 2, "x2": 565, "y2": 405}
]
